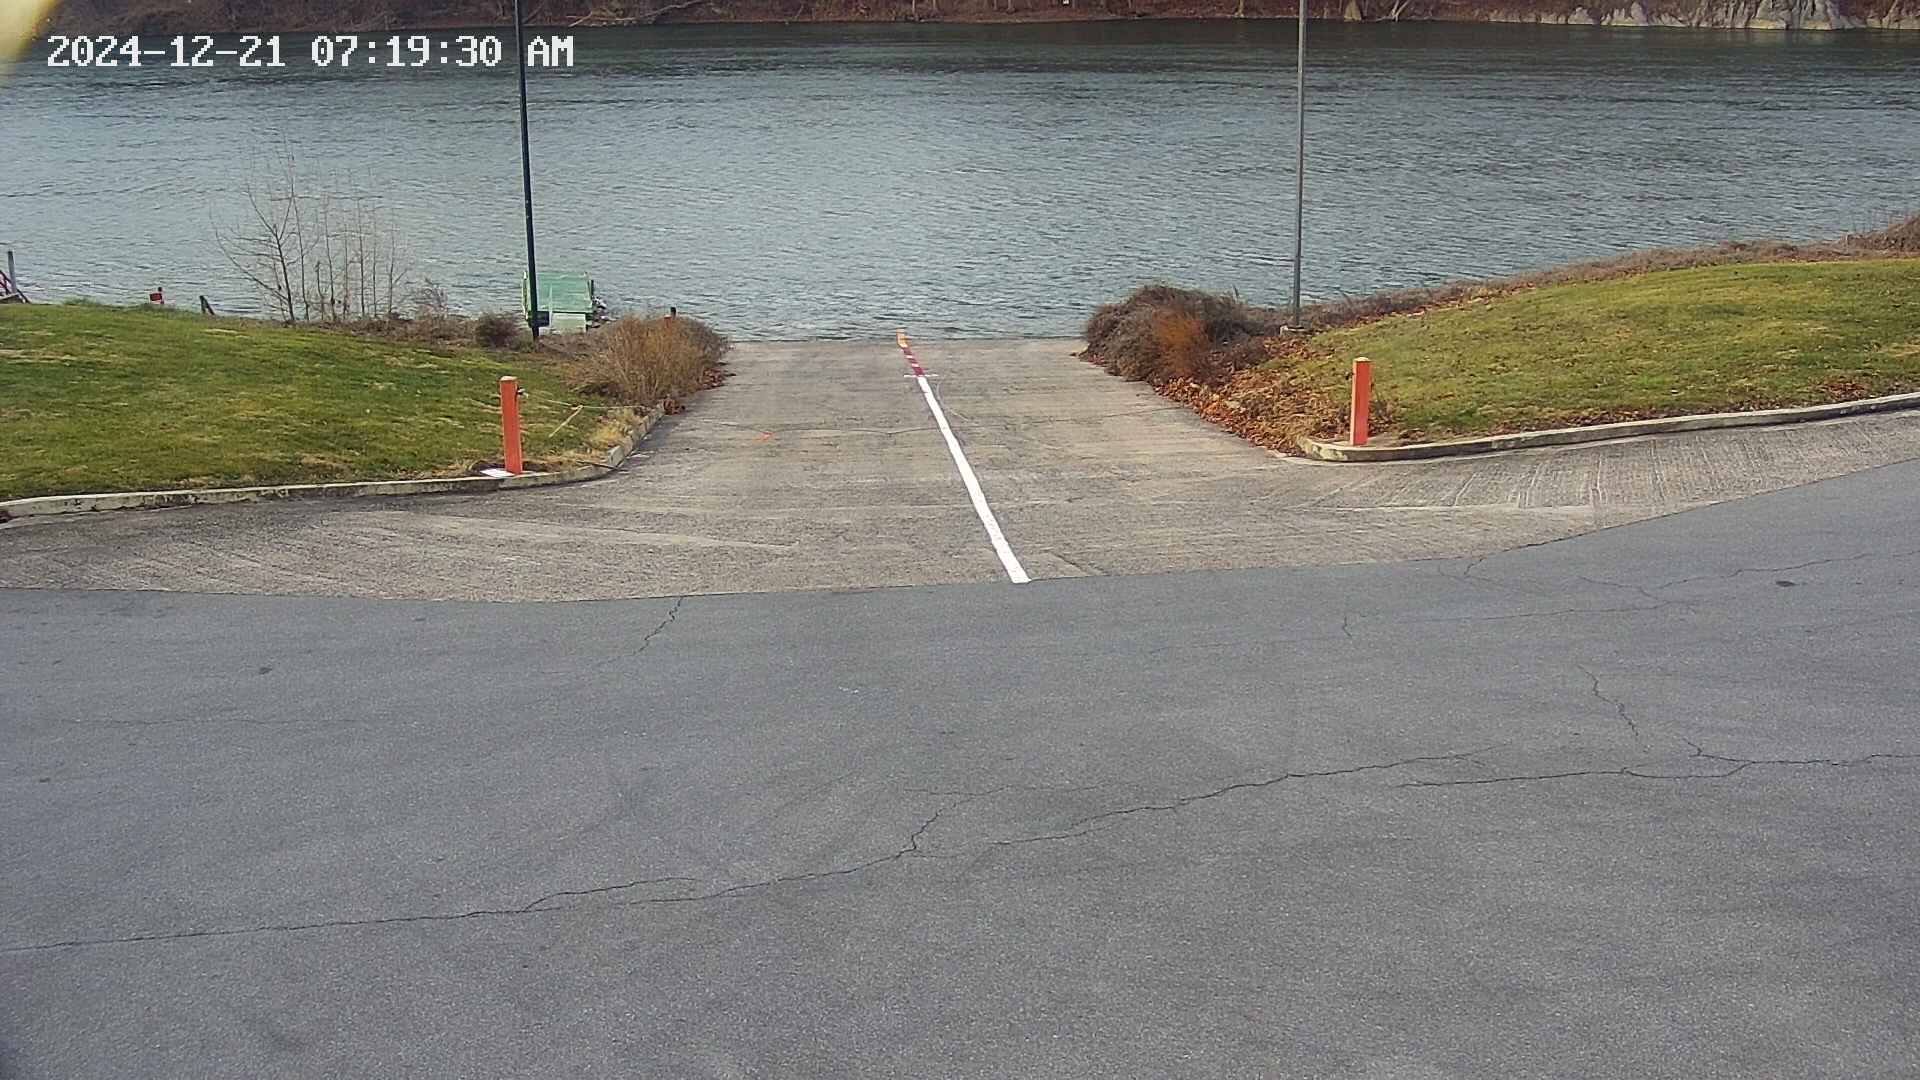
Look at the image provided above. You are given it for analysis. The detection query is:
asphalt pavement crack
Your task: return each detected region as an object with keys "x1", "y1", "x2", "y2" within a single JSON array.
[
  {"x1": 1575, "y1": 664, "x2": 1645, "y2": 747},
  {"x1": 635, "y1": 595, "x2": 686, "y2": 657},
  {"x1": 1, "y1": 791, "x2": 983, "y2": 955},
  {"x1": 1574, "y1": 574, "x2": 1679, "y2": 608},
  {"x1": 477, "y1": 792, "x2": 979, "y2": 912},
  {"x1": 2, "y1": 904, "x2": 557, "y2": 955},
  {"x1": 18, "y1": 742, "x2": 1916, "y2": 955},
  {"x1": 519, "y1": 875, "x2": 705, "y2": 913},
  {"x1": 1398, "y1": 748, "x2": 1920, "y2": 789},
  {"x1": 1420, "y1": 539, "x2": 1913, "y2": 613},
  {"x1": 1432, "y1": 540, "x2": 1577, "y2": 599},
  {"x1": 1400, "y1": 602, "x2": 1670, "y2": 628},
  {"x1": 1651, "y1": 546, "x2": 1920, "y2": 591},
  {"x1": 992, "y1": 747, "x2": 1504, "y2": 848},
  {"x1": 67, "y1": 712, "x2": 350, "y2": 729}
]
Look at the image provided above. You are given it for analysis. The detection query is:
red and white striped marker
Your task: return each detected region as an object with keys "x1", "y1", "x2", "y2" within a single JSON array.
[{"x1": 896, "y1": 330, "x2": 929, "y2": 378}]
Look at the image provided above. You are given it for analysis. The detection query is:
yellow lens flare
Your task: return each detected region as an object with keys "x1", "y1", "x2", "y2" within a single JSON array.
[{"x1": 1, "y1": 0, "x2": 62, "y2": 70}]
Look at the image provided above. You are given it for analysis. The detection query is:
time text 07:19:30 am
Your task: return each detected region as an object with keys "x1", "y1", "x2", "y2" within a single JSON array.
[{"x1": 43, "y1": 34, "x2": 576, "y2": 70}]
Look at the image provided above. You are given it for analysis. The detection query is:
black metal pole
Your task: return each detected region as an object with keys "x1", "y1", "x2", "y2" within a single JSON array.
[
  {"x1": 1289, "y1": 0, "x2": 1306, "y2": 330},
  {"x1": 514, "y1": 0, "x2": 540, "y2": 341}
]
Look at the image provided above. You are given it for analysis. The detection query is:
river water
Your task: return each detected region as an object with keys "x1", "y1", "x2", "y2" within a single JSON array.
[{"x1": 5, "y1": 23, "x2": 1916, "y2": 337}]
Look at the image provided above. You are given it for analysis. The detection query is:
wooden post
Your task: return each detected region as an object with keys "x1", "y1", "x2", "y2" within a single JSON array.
[
  {"x1": 1350, "y1": 357, "x2": 1372, "y2": 446},
  {"x1": 500, "y1": 376, "x2": 524, "y2": 475}
]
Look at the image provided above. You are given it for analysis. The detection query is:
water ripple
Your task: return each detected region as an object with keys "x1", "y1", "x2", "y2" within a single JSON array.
[{"x1": 6, "y1": 21, "x2": 1917, "y2": 337}]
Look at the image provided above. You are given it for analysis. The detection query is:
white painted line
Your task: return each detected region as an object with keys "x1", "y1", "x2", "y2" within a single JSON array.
[
  {"x1": 898, "y1": 333, "x2": 1031, "y2": 585},
  {"x1": 914, "y1": 374, "x2": 1031, "y2": 584}
]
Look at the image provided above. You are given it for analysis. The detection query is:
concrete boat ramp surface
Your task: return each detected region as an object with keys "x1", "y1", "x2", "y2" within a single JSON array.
[
  {"x1": 3, "y1": 338, "x2": 1920, "y2": 599},
  {"x1": 6, "y1": 340, "x2": 1920, "y2": 1078}
]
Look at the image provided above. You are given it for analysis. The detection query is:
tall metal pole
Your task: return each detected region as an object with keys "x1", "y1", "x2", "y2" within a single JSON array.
[
  {"x1": 514, "y1": 0, "x2": 540, "y2": 341},
  {"x1": 1289, "y1": 0, "x2": 1307, "y2": 330}
]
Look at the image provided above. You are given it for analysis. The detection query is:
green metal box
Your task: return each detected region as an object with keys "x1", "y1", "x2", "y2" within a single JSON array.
[{"x1": 522, "y1": 270, "x2": 595, "y2": 335}]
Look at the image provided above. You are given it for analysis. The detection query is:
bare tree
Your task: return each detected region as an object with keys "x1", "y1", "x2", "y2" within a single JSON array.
[
  {"x1": 212, "y1": 158, "x2": 304, "y2": 323},
  {"x1": 215, "y1": 144, "x2": 414, "y2": 323}
]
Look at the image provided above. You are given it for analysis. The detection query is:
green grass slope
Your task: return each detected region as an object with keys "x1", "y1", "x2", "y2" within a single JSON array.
[
  {"x1": 1320, "y1": 260, "x2": 1920, "y2": 440},
  {"x1": 0, "y1": 303, "x2": 622, "y2": 500}
]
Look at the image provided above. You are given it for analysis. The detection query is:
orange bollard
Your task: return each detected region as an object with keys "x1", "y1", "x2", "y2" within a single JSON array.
[
  {"x1": 499, "y1": 376, "x2": 524, "y2": 475},
  {"x1": 1350, "y1": 357, "x2": 1373, "y2": 447}
]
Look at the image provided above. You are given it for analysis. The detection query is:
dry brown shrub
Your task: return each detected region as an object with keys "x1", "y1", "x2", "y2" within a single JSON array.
[
  {"x1": 561, "y1": 314, "x2": 730, "y2": 408},
  {"x1": 1083, "y1": 284, "x2": 1293, "y2": 386},
  {"x1": 1850, "y1": 210, "x2": 1920, "y2": 253},
  {"x1": 472, "y1": 312, "x2": 522, "y2": 348},
  {"x1": 1151, "y1": 310, "x2": 1212, "y2": 383},
  {"x1": 346, "y1": 310, "x2": 489, "y2": 348}
]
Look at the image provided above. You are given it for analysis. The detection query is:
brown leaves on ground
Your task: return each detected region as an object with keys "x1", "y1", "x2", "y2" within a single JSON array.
[
  {"x1": 1082, "y1": 286, "x2": 1359, "y2": 451},
  {"x1": 663, "y1": 363, "x2": 734, "y2": 414},
  {"x1": 1089, "y1": 335, "x2": 1352, "y2": 451}
]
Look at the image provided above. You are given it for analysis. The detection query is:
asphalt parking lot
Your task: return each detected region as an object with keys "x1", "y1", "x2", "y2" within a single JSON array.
[
  {"x1": 5, "y1": 339, "x2": 1920, "y2": 1077},
  {"x1": 5, "y1": 457, "x2": 1919, "y2": 1077}
]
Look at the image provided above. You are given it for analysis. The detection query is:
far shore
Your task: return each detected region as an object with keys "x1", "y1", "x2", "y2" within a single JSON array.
[{"x1": 46, "y1": 0, "x2": 1920, "y2": 36}]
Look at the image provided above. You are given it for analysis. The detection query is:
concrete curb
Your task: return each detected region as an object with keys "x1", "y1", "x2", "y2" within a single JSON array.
[
  {"x1": 1296, "y1": 391, "x2": 1920, "y2": 462},
  {"x1": 0, "y1": 405, "x2": 667, "y2": 522}
]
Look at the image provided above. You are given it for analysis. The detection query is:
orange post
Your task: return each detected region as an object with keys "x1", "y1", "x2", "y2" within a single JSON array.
[
  {"x1": 1350, "y1": 357, "x2": 1373, "y2": 447},
  {"x1": 499, "y1": 376, "x2": 524, "y2": 475}
]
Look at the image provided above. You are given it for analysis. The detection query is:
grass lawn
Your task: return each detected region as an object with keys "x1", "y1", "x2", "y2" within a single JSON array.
[
  {"x1": 0, "y1": 302, "x2": 629, "y2": 500},
  {"x1": 1316, "y1": 259, "x2": 1920, "y2": 441}
]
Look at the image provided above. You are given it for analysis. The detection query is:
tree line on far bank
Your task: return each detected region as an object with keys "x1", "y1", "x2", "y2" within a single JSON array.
[{"x1": 57, "y1": 0, "x2": 1916, "y2": 34}]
